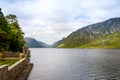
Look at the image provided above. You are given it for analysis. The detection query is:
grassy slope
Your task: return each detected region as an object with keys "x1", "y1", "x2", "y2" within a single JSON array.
[
  {"x1": 77, "y1": 32, "x2": 120, "y2": 48},
  {"x1": 0, "y1": 59, "x2": 19, "y2": 66}
]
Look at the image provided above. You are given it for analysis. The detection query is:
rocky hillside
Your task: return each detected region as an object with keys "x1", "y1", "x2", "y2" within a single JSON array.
[{"x1": 57, "y1": 18, "x2": 120, "y2": 48}]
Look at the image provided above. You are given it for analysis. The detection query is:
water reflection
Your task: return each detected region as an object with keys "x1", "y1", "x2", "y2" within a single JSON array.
[{"x1": 28, "y1": 48, "x2": 120, "y2": 80}]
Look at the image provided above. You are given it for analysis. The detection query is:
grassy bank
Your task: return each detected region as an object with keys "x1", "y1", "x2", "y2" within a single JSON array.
[{"x1": 0, "y1": 59, "x2": 19, "y2": 66}]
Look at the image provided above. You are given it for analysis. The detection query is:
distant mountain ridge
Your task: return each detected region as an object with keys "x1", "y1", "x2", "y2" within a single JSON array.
[
  {"x1": 24, "y1": 37, "x2": 49, "y2": 48},
  {"x1": 24, "y1": 37, "x2": 63, "y2": 48},
  {"x1": 51, "y1": 40, "x2": 62, "y2": 48},
  {"x1": 57, "y1": 17, "x2": 120, "y2": 48}
]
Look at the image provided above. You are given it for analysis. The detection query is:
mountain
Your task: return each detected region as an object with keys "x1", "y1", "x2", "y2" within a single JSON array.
[
  {"x1": 51, "y1": 39, "x2": 63, "y2": 48},
  {"x1": 57, "y1": 18, "x2": 120, "y2": 48},
  {"x1": 24, "y1": 37, "x2": 49, "y2": 48},
  {"x1": 78, "y1": 31, "x2": 120, "y2": 48}
]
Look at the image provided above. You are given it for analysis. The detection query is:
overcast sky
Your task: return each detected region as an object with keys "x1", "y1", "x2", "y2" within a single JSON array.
[{"x1": 0, "y1": 0, "x2": 120, "y2": 44}]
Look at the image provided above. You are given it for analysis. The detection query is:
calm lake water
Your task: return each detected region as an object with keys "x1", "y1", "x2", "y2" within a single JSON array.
[{"x1": 28, "y1": 48, "x2": 120, "y2": 80}]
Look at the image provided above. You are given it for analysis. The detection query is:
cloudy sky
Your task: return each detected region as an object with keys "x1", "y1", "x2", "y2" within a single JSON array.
[{"x1": 0, "y1": 0, "x2": 120, "y2": 44}]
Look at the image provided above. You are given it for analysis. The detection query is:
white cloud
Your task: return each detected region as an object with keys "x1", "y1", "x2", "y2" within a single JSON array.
[{"x1": 0, "y1": 0, "x2": 120, "y2": 44}]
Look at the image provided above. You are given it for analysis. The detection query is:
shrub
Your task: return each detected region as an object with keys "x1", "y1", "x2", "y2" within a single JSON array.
[
  {"x1": 0, "y1": 53, "x2": 3, "y2": 61},
  {"x1": 19, "y1": 53, "x2": 24, "y2": 58}
]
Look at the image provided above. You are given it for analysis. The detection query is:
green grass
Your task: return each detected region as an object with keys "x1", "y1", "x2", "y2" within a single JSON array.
[
  {"x1": 77, "y1": 32, "x2": 120, "y2": 48},
  {"x1": 0, "y1": 59, "x2": 19, "y2": 66}
]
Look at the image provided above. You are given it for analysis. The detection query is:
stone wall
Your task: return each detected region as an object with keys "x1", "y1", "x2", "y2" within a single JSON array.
[
  {"x1": 0, "y1": 46, "x2": 29, "y2": 58},
  {"x1": 0, "y1": 58, "x2": 28, "y2": 80},
  {"x1": 0, "y1": 52, "x2": 20, "y2": 58},
  {"x1": 0, "y1": 65, "x2": 8, "y2": 80}
]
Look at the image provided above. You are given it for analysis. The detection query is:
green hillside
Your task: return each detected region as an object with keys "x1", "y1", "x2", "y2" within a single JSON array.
[
  {"x1": 77, "y1": 31, "x2": 120, "y2": 48},
  {"x1": 57, "y1": 18, "x2": 120, "y2": 48}
]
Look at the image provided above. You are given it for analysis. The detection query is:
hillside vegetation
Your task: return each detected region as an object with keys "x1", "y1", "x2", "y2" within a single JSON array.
[
  {"x1": 57, "y1": 18, "x2": 120, "y2": 48},
  {"x1": 0, "y1": 8, "x2": 24, "y2": 51},
  {"x1": 77, "y1": 31, "x2": 120, "y2": 48}
]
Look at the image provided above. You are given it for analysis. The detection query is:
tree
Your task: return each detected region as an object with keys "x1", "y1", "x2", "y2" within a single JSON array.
[{"x1": 0, "y1": 8, "x2": 25, "y2": 52}]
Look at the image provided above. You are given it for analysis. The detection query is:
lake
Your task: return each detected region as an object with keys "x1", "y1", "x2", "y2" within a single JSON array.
[{"x1": 28, "y1": 48, "x2": 120, "y2": 80}]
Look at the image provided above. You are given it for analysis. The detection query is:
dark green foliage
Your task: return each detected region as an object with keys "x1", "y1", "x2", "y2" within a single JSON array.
[{"x1": 0, "y1": 8, "x2": 25, "y2": 51}]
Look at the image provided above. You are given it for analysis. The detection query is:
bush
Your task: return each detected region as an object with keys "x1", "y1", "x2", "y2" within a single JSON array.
[
  {"x1": 0, "y1": 53, "x2": 3, "y2": 61},
  {"x1": 0, "y1": 53, "x2": 3, "y2": 58},
  {"x1": 19, "y1": 53, "x2": 24, "y2": 58}
]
